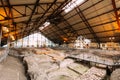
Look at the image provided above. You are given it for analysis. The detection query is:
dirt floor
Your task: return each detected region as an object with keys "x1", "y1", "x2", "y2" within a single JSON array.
[{"x1": 0, "y1": 56, "x2": 27, "y2": 80}]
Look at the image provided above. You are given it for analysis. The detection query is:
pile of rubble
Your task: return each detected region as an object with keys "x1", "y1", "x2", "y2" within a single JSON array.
[{"x1": 77, "y1": 67, "x2": 106, "y2": 80}]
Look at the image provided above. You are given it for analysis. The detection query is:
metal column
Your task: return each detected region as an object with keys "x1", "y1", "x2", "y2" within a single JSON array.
[{"x1": 0, "y1": 24, "x2": 2, "y2": 47}]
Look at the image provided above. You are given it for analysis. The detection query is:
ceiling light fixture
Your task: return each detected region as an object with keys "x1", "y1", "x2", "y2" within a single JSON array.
[
  {"x1": 63, "y1": 0, "x2": 85, "y2": 13},
  {"x1": 2, "y1": 26, "x2": 9, "y2": 32},
  {"x1": 10, "y1": 35, "x2": 15, "y2": 40}
]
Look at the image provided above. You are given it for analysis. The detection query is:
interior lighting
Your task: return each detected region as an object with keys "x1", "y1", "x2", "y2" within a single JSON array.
[
  {"x1": 2, "y1": 26, "x2": 9, "y2": 32},
  {"x1": 63, "y1": 37, "x2": 68, "y2": 41},
  {"x1": 10, "y1": 35, "x2": 15, "y2": 40},
  {"x1": 109, "y1": 37, "x2": 115, "y2": 42},
  {"x1": 63, "y1": 0, "x2": 85, "y2": 13}
]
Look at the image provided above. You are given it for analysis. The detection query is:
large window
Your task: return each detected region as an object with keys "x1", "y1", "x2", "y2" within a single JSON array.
[
  {"x1": 11, "y1": 32, "x2": 55, "y2": 48},
  {"x1": 63, "y1": 0, "x2": 85, "y2": 13}
]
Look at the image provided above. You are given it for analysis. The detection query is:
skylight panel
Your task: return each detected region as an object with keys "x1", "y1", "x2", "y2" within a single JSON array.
[
  {"x1": 39, "y1": 21, "x2": 50, "y2": 30},
  {"x1": 63, "y1": 0, "x2": 85, "y2": 13}
]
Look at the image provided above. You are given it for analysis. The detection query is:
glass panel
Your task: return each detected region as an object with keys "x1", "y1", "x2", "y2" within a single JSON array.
[{"x1": 10, "y1": 32, "x2": 55, "y2": 48}]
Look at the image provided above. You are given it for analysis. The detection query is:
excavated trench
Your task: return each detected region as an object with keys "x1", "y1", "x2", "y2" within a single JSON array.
[
  {"x1": 17, "y1": 56, "x2": 31, "y2": 80},
  {"x1": 23, "y1": 59, "x2": 31, "y2": 80},
  {"x1": 0, "y1": 55, "x2": 27, "y2": 80},
  {"x1": 1, "y1": 48, "x2": 119, "y2": 80}
]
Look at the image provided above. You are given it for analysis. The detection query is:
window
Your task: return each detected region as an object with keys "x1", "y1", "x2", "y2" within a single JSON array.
[
  {"x1": 63, "y1": 0, "x2": 85, "y2": 13},
  {"x1": 39, "y1": 21, "x2": 50, "y2": 30},
  {"x1": 11, "y1": 33, "x2": 55, "y2": 48}
]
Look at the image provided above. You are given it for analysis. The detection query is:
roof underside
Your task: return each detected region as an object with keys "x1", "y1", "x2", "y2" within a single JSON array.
[{"x1": 0, "y1": 0, "x2": 120, "y2": 45}]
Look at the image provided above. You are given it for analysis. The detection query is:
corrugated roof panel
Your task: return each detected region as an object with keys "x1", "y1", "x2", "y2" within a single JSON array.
[
  {"x1": 80, "y1": 0, "x2": 92, "y2": 11},
  {"x1": 112, "y1": 22, "x2": 119, "y2": 29},
  {"x1": 82, "y1": 7, "x2": 96, "y2": 18},
  {"x1": 97, "y1": 5, "x2": 113, "y2": 14},
  {"x1": 85, "y1": 34, "x2": 94, "y2": 39},
  {"x1": 93, "y1": 0, "x2": 111, "y2": 11},
  {"x1": 115, "y1": 0, "x2": 120, "y2": 8},
  {"x1": 32, "y1": 14, "x2": 42, "y2": 20},
  {"x1": 12, "y1": 6, "x2": 25, "y2": 16},
  {"x1": 88, "y1": 17, "x2": 102, "y2": 26},
  {"x1": 82, "y1": 29, "x2": 91, "y2": 34},
  {"x1": 36, "y1": 6, "x2": 45, "y2": 13},
  {"x1": 77, "y1": 30, "x2": 83, "y2": 35},
  {"x1": 0, "y1": 8, "x2": 7, "y2": 18},
  {"x1": 84, "y1": 10, "x2": 98, "y2": 19},
  {"x1": 40, "y1": 0, "x2": 54, "y2": 3},
  {"x1": 96, "y1": 31, "x2": 114, "y2": 37},
  {"x1": 103, "y1": 24, "x2": 116, "y2": 31},
  {"x1": 44, "y1": 12, "x2": 51, "y2": 17},
  {"x1": 99, "y1": 13, "x2": 115, "y2": 22},
  {"x1": 57, "y1": 23, "x2": 64, "y2": 27},
  {"x1": 10, "y1": 0, "x2": 36, "y2": 5},
  {"x1": 14, "y1": 16, "x2": 29, "y2": 22},
  {"x1": 67, "y1": 15, "x2": 81, "y2": 25},
  {"x1": 93, "y1": 26, "x2": 105, "y2": 32},
  {"x1": 63, "y1": 9, "x2": 77, "y2": 19},
  {"x1": 73, "y1": 22, "x2": 86, "y2": 30},
  {"x1": 12, "y1": 8, "x2": 24, "y2": 18}
]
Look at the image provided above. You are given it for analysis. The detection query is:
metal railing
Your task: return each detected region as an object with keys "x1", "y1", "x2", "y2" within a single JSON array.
[{"x1": 69, "y1": 53, "x2": 120, "y2": 66}]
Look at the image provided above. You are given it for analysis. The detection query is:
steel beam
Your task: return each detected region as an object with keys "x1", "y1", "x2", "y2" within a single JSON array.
[
  {"x1": 64, "y1": 0, "x2": 104, "y2": 20},
  {"x1": 75, "y1": 7, "x2": 100, "y2": 43},
  {"x1": 52, "y1": 23, "x2": 70, "y2": 43},
  {"x1": 80, "y1": 29, "x2": 118, "y2": 36},
  {"x1": 0, "y1": 13, "x2": 5, "y2": 18},
  {"x1": 23, "y1": 0, "x2": 40, "y2": 37},
  {"x1": 27, "y1": 0, "x2": 57, "y2": 35},
  {"x1": 0, "y1": 11, "x2": 51, "y2": 22},
  {"x1": 0, "y1": 24, "x2": 2, "y2": 46},
  {"x1": 63, "y1": 0, "x2": 88, "y2": 17},
  {"x1": 7, "y1": 0, "x2": 17, "y2": 42},
  {"x1": 0, "y1": 2, "x2": 63, "y2": 7},
  {"x1": 26, "y1": 0, "x2": 69, "y2": 44},
  {"x1": 62, "y1": 7, "x2": 120, "y2": 35},
  {"x1": 28, "y1": 0, "x2": 67, "y2": 35},
  {"x1": 12, "y1": 7, "x2": 24, "y2": 16},
  {"x1": 45, "y1": 20, "x2": 117, "y2": 36},
  {"x1": 1, "y1": 0, "x2": 9, "y2": 19}
]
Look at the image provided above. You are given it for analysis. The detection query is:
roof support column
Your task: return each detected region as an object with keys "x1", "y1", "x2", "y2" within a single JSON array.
[
  {"x1": 111, "y1": 0, "x2": 120, "y2": 30},
  {"x1": 0, "y1": 24, "x2": 2, "y2": 47}
]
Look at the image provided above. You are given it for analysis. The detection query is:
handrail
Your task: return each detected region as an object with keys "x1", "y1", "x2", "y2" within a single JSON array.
[{"x1": 69, "y1": 53, "x2": 120, "y2": 66}]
